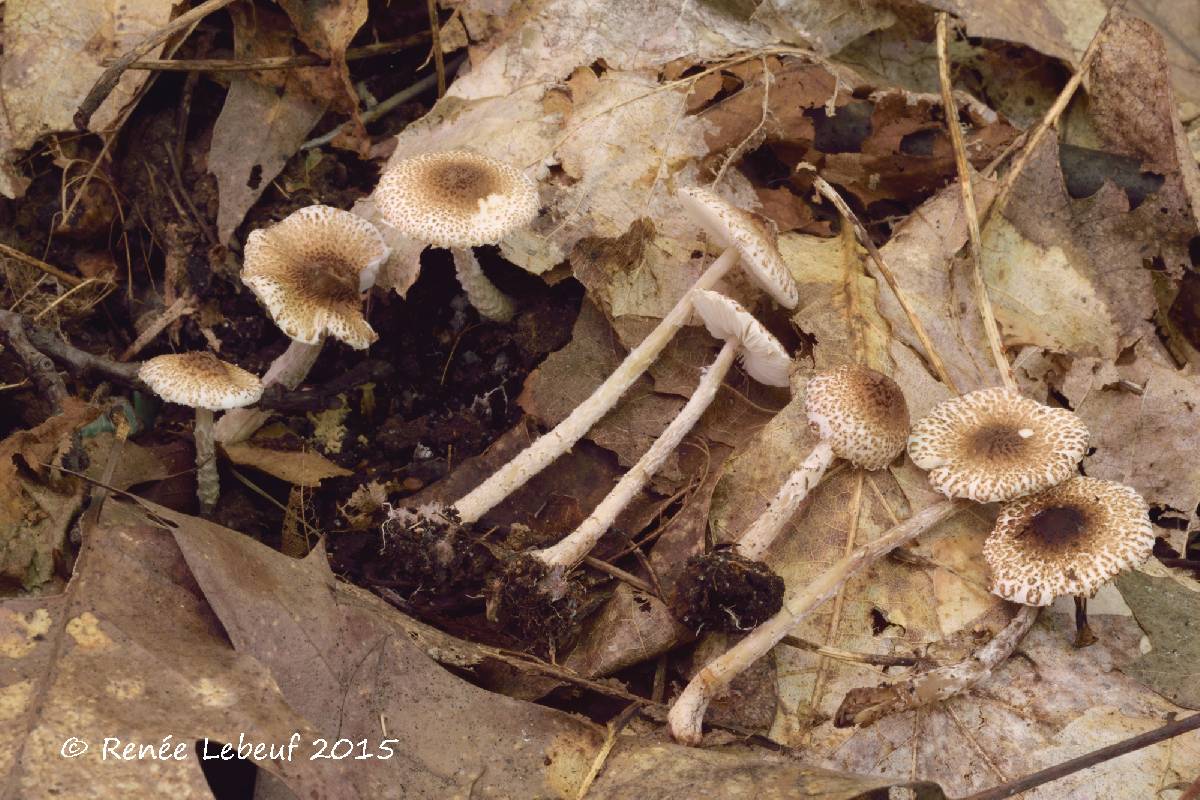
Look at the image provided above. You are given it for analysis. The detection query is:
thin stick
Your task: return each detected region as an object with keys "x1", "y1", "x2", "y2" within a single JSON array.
[
  {"x1": 780, "y1": 636, "x2": 918, "y2": 667},
  {"x1": 983, "y1": 0, "x2": 1126, "y2": 228},
  {"x1": 582, "y1": 556, "x2": 655, "y2": 596},
  {"x1": 75, "y1": 0, "x2": 243, "y2": 130},
  {"x1": 426, "y1": 0, "x2": 447, "y2": 98},
  {"x1": 114, "y1": 34, "x2": 430, "y2": 71},
  {"x1": 119, "y1": 295, "x2": 196, "y2": 361},
  {"x1": 574, "y1": 702, "x2": 641, "y2": 800},
  {"x1": 960, "y1": 712, "x2": 1200, "y2": 800},
  {"x1": 0, "y1": 243, "x2": 83, "y2": 287},
  {"x1": 812, "y1": 176, "x2": 960, "y2": 393},
  {"x1": 835, "y1": 604, "x2": 1038, "y2": 728},
  {"x1": 0, "y1": 310, "x2": 68, "y2": 411},
  {"x1": 936, "y1": 13, "x2": 1016, "y2": 392}
]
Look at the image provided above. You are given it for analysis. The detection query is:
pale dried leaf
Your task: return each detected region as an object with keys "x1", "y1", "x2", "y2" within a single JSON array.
[{"x1": 224, "y1": 443, "x2": 353, "y2": 487}]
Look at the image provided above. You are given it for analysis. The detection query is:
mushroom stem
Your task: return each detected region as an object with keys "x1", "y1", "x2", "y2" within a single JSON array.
[
  {"x1": 213, "y1": 339, "x2": 322, "y2": 444},
  {"x1": 452, "y1": 247, "x2": 741, "y2": 525},
  {"x1": 735, "y1": 440, "x2": 837, "y2": 562},
  {"x1": 834, "y1": 604, "x2": 1038, "y2": 727},
  {"x1": 668, "y1": 498, "x2": 968, "y2": 745},
  {"x1": 451, "y1": 247, "x2": 515, "y2": 322},
  {"x1": 534, "y1": 340, "x2": 739, "y2": 570},
  {"x1": 194, "y1": 407, "x2": 219, "y2": 515}
]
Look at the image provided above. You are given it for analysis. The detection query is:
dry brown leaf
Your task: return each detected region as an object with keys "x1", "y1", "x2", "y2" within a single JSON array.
[
  {"x1": 0, "y1": 0, "x2": 176, "y2": 197},
  {"x1": 223, "y1": 442, "x2": 353, "y2": 487},
  {"x1": 0, "y1": 501, "x2": 355, "y2": 796},
  {"x1": 210, "y1": 6, "x2": 328, "y2": 244}
]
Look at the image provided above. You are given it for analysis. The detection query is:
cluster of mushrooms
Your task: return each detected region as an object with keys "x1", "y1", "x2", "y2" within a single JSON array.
[{"x1": 134, "y1": 148, "x2": 1155, "y2": 748}]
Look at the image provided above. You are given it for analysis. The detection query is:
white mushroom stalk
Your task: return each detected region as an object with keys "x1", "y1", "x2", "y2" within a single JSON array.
[
  {"x1": 668, "y1": 498, "x2": 969, "y2": 744},
  {"x1": 448, "y1": 186, "x2": 799, "y2": 526},
  {"x1": 736, "y1": 365, "x2": 910, "y2": 561},
  {"x1": 139, "y1": 353, "x2": 263, "y2": 515},
  {"x1": 215, "y1": 205, "x2": 388, "y2": 444},
  {"x1": 532, "y1": 290, "x2": 790, "y2": 570},
  {"x1": 374, "y1": 151, "x2": 541, "y2": 322}
]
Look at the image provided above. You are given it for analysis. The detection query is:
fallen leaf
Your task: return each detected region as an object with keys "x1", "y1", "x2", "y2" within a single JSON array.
[
  {"x1": 0, "y1": 0, "x2": 176, "y2": 197},
  {"x1": 1115, "y1": 570, "x2": 1200, "y2": 709},
  {"x1": 224, "y1": 442, "x2": 353, "y2": 487}
]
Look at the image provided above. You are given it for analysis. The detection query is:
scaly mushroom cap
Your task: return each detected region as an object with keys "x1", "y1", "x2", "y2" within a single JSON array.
[
  {"x1": 374, "y1": 150, "x2": 539, "y2": 248},
  {"x1": 691, "y1": 289, "x2": 791, "y2": 387},
  {"x1": 677, "y1": 186, "x2": 799, "y2": 309},
  {"x1": 984, "y1": 477, "x2": 1152, "y2": 606},
  {"x1": 805, "y1": 365, "x2": 909, "y2": 470},
  {"x1": 908, "y1": 388, "x2": 1089, "y2": 503},
  {"x1": 139, "y1": 352, "x2": 263, "y2": 411},
  {"x1": 242, "y1": 205, "x2": 387, "y2": 349}
]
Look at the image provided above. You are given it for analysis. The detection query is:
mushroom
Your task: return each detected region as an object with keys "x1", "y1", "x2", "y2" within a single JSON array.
[
  {"x1": 139, "y1": 352, "x2": 263, "y2": 514},
  {"x1": 214, "y1": 205, "x2": 389, "y2": 444},
  {"x1": 984, "y1": 476, "x2": 1153, "y2": 607},
  {"x1": 373, "y1": 150, "x2": 539, "y2": 322},
  {"x1": 667, "y1": 388, "x2": 1093, "y2": 744},
  {"x1": 437, "y1": 185, "x2": 798, "y2": 528},
  {"x1": 487, "y1": 291, "x2": 788, "y2": 642},
  {"x1": 908, "y1": 387, "x2": 1089, "y2": 502},
  {"x1": 537, "y1": 289, "x2": 789, "y2": 569}
]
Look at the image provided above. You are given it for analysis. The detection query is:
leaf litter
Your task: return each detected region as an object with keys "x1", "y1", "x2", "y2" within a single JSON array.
[{"x1": 0, "y1": 0, "x2": 1199, "y2": 797}]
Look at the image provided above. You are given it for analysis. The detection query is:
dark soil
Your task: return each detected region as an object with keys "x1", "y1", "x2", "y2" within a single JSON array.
[
  {"x1": 484, "y1": 553, "x2": 589, "y2": 651},
  {"x1": 671, "y1": 549, "x2": 785, "y2": 633}
]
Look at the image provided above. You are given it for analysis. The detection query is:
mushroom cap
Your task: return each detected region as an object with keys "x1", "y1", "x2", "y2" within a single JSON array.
[
  {"x1": 139, "y1": 352, "x2": 263, "y2": 411},
  {"x1": 908, "y1": 388, "x2": 1089, "y2": 503},
  {"x1": 805, "y1": 365, "x2": 909, "y2": 470},
  {"x1": 677, "y1": 186, "x2": 799, "y2": 309},
  {"x1": 691, "y1": 289, "x2": 791, "y2": 386},
  {"x1": 984, "y1": 477, "x2": 1152, "y2": 606},
  {"x1": 242, "y1": 205, "x2": 387, "y2": 349},
  {"x1": 374, "y1": 150, "x2": 539, "y2": 248}
]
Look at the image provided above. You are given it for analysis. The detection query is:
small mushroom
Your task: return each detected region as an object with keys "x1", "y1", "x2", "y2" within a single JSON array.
[
  {"x1": 984, "y1": 476, "x2": 1153, "y2": 607},
  {"x1": 908, "y1": 387, "x2": 1089, "y2": 502},
  {"x1": 215, "y1": 205, "x2": 389, "y2": 444},
  {"x1": 374, "y1": 150, "x2": 538, "y2": 322},
  {"x1": 737, "y1": 365, "x2": 910, "y2": 560},
  {"x1": 537, "y1": 292, "x2": 788, "y2": 568},
  {"x1": 139, "y1": 352, "x2": 263, "y2": 514},
  {"x1": 442, "y1": 185, "x2": 799, "y2": 527}
]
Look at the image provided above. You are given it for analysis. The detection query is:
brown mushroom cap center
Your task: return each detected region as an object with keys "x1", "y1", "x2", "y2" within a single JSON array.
[
  {"x1": 308, "y1": 256, "x2": 360, "y2": 303},
  {"x1": 858, "y1": 371, "x2": 907, "y2": 424},
  {"x1": 185, "y1": 352, "x2": 229, "y2": 377},
  {"x1": 427, "y1": 162, "x2": 498, "y2": 210},
  {"x1": 970, "y1": 424, "x2": 1030, "y2": 459},
  {"x1": 1023, "y1": 505, "x2": 1088, "y2": 548}
]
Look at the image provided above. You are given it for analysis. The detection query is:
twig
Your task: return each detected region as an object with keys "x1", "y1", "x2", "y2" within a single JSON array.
[
  {"x1": 780, "y1": 635, "x2": 919, "y2": 667},
  {"x1": 935, "y1": 13, "x2": 1016, "y2": 392},
  {"x1": 113, "y1": 34, "x2": 430, "y2": 71},
  {"x1": 426, "y1": 0, "x2": 447, "y2": 98},
  {"x1": 119, "y1": 295, "x2": 197, "y2": 361},
  {"x1": 712, "y1": 57, "x2": 770, "y2": 187},
  {"x1": 0, "y1": 243, "x2": 83, "y2": 287},
  {"x1": 811, "y1": 175, "x2": 960, "y2": 393},
  {"x1": 959, "y1": 712, "x2": 1200, "y2": 800},
  {"x1": 582, "y1": 556, "x2": 656, "y2": 596},
  {"x1": 982, "y1": 0, "x2": 1126, "y2": 228},
  {"x1": 575, "y1": 702, "x2": 642, "y2": 800},
  {"x1": 75, "y1": 0, "x2": 242, "y2": 130},
  {"x1": 834, "y1": 605, "x2": 1038, "y2": 728},
  {"x1": 301, "y1": 56, "x2": 465, "y2": 150},
  {"x1": 0, "y1": 310, "x2": 68, "y2": 411}
]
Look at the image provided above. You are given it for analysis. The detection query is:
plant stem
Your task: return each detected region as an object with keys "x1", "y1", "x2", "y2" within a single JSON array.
[
  {"x1": 213, "y1": 340, "x2": 322, "y2": 444},
  {"x1": 535, "y1": 341, "x2": 738, "y2": 569},
  {"x1": 668, "y1": 498, "x2": 967, "y2": 745},
  {"x1": 835, "y1": 604, "x2": 1038, "y2": 728},
  {"x1": 735, "y1": 439, "x2": 836, "y2": 561},
  {"x1": 452, "y1": 247, "x2": 741, "y2": 525},
  {"x1": 451, "y1": 247, "x2": 515, "y2": 322},
  {"x1": 935, "y1": 13, "x2": 1017, "y2": 392},
  {"x1": 194, "y1": 408, "x2": 219, "y2": 515}
]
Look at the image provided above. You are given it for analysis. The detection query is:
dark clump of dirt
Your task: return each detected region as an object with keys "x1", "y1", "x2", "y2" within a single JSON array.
[
  {"x1": 671, "y1": 549, "x2": 784, "y2": 633},
  {"x1": 485, "y1": 554, "x2": 587, "y2": 651},
  {"x1": 335, "y1": 505, "x2": 498, "y2": 606}
]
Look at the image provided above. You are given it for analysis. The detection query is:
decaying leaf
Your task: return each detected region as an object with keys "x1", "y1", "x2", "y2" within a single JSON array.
[
  {"x1": 0, "y1": 0, "x2": 177, "y2": 197},
  {"x1": 223, "y1": 442, "x2": 352, "y2": 487},
  {"x1": 1115, "y1": 570, "x2": 1200, "y2": 710}
]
